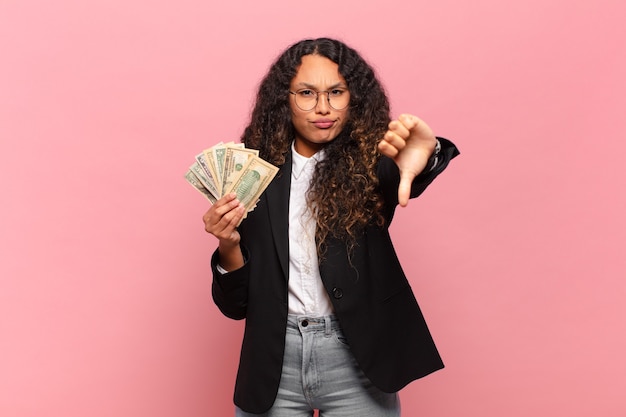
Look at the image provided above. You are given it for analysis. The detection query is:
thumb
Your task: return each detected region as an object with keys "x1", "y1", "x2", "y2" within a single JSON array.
[{"x1": 397, "y1": 170, "x2": 416, "y2": 207}]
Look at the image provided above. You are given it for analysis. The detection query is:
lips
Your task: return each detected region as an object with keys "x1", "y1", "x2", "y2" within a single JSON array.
[{"x1": 312, "y1": 119, "x2": 335, "y2": 129}]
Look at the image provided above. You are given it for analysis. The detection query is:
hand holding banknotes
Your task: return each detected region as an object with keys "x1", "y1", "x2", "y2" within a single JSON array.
[
  {"x1": 185, "y1": 141, "x2": 279, "y2": 272},
  {"x1": 202, "y1": 193, "x2": 246, "y2": 271}
]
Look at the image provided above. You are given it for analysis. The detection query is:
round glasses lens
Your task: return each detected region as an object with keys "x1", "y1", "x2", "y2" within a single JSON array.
[
  {"x1": 295, "y1": 90, "x2": 317, "y2": 111},
  {"x1": 328, "y1": 89, "x2": 349, "y2": 110}
]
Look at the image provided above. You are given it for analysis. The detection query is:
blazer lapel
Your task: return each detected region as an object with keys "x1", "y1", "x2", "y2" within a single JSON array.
[{"x1": 265, "y1": 152, "x2": 292, "y2": 281}]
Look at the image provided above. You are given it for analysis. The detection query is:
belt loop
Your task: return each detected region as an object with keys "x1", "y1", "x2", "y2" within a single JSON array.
[{"x1": 324, "y1": 316, "x2": 332, "y2": 337}]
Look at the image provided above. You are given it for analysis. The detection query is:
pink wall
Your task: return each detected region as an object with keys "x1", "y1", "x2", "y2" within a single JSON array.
[{"x1": 1, "y1": 0, "x2": 624, "y2": 415}]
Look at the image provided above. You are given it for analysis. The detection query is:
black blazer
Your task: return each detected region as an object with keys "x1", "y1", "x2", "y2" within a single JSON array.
[{"x1": 212, "y1": 138, "x2": 459, "y2": 413}]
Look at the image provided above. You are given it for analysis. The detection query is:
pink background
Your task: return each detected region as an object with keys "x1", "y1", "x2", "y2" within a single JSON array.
[{"x1": 1, "y1": 0, "x2": 625, "y2": 415}]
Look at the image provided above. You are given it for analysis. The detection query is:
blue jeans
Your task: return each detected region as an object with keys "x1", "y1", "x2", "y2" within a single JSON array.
[{"x1": 236, "y1": 315, "x2": 400, "y2": 417}]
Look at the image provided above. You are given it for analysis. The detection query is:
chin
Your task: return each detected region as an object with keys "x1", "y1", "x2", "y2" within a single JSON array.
[{"x1": 316, "y1": 131, "x2": 340, "y2": 143}]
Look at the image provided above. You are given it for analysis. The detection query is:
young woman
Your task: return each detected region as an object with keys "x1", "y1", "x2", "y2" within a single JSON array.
[{"x1": 203, "y1": 38, "x2": 459, "y2": 416}]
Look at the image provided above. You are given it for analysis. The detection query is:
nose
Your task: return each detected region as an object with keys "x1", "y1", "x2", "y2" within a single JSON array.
[{"x1": 314, "y1": 92, "x2": 331, "y2": 114}]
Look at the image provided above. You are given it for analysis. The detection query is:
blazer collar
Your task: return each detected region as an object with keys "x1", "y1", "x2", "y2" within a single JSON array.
[{"x1": 265, "y1": 151, "x2": 292, "y2": 280}]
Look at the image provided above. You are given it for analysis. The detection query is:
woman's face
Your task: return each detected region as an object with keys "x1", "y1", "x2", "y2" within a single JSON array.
[{"x1": 289, "y1": 54, "x2": 350, "y2": 157}]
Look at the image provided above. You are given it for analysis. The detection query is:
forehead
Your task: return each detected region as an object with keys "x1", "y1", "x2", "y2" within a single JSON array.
[{"x1": 291, "y1": 54, "x2": 346, "y2": 88}]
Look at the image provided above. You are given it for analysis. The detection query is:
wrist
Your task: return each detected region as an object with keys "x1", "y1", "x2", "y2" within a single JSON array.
[
  {"x1": 218, "y1": 242, "x2": 244, "y2": 272},
  {"x1": 424, "y1": 139, "x2": 441, "y2": 172}
]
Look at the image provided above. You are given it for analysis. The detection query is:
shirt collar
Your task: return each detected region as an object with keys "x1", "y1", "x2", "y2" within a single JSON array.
[{"x1": 291, "y1": 141, "x2": 325, "y2": 180}]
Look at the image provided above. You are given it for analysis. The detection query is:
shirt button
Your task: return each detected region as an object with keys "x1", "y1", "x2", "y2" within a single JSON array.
[
  {"x1": 301, "y1": 320, "x2": 309, "y2": 327},
  {"x1": 332, "y1": 287, "x2": 343, "y2": 299}
]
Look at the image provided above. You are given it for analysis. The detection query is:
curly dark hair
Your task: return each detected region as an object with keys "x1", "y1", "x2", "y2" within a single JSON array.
[{"x1": 242, "y1": 38, "x2": 391, "y2": 255}]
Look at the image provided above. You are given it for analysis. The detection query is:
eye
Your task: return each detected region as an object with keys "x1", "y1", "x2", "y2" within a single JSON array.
[
  {"x1": 298, "y1": 89, "x2": 315, "y2": 97},
  {"x1": 329, "y1": 89, "x2": 345, "y2": 97}
]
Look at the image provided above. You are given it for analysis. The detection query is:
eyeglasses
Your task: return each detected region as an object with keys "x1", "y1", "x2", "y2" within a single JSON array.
[{"x1": 289, "y1": 88, "x2": 350, "y2": 111}]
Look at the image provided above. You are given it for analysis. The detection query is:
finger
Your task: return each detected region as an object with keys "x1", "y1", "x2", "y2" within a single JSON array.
[
  {"x1": 382, "y1": 129, "x2": 408, "y2": 151},
  {"x1": 223, "y1": 203, "x2": 246, "y2": 229},
  {"x1": 379, "y1": 127, "x2": 408, "y2": 158},
  {"x1": 216, "y1": 196, "x2": 243, "y2": 219},
  {"x1": 388, "y1": 119, "x2": 411, "y2": 139},
  {"x1": 204, "y1": 196, "x2": 243, "y2": 232},
  {"x1": 397, "y1": 114, "x2": 419, "y2": 131},
  {"x1": 207, "y1": 203, "x2": 245, "y2": 236},
  {"x1": 214, "y1": 192, "x2": 239, "y2": 210},
  {"x1": 399, "y1": 114, "x2": 434, "y2": 140},
  {"x1": 378, "y1": 139, "x2": 399, "y2": 158},
  {"x1": 397, "y1": 171, "x2": 416, "y2": 207},
  {"x1": 205, "y1": 194, "x2": 241, "y2": 222},
  {"x1": 203, "y1": 192, "x2": 235, "y2": 218}
]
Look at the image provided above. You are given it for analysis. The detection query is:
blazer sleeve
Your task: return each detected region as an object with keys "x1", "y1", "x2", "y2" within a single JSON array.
[{"x1": 211, "y1": 246, "x2": 251, "y2": 320}]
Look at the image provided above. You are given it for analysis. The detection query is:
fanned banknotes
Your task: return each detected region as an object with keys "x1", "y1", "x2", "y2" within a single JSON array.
[{"x1": 185, "y1": 142, "x2": 278, "y2": 215}]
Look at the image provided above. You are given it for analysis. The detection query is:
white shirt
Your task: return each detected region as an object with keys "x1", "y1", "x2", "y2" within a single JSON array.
[{"x1": 287, "y1": 144, "x2": 334, "y2": 316}]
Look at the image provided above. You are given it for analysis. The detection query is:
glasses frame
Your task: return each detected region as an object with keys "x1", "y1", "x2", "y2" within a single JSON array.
[{"x1": 289, "y1": 88, "x2": 350, "y2": 111}]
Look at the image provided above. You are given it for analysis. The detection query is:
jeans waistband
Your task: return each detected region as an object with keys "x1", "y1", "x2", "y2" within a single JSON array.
[{"x1": 287, "y1": 314, "x2": 341, "y2": 335}]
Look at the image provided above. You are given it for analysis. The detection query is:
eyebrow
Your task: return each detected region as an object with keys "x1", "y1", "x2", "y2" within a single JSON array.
[{"x1": 293, "y1": 82, "x2": 348, "y2": 89}]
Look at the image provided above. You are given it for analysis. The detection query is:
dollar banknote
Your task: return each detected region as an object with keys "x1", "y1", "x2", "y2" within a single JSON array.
[
  {"x1": 194, "y1": 152, "x2": 221, "y2": 200},
  {"x1": 185, "y1": 142, "x2": 278, "y2": 216},
  {"x1": 221, "y1": 146, "x2": 259, "y2": 195},
  {"x1": 224, "y1": 157, "x2": 278, "y2": 212},
  {"x1": 212, "y1": 142, "x2": 243, "y2": 193},
  {"x1": 185, "y1": 170, "x2": 217, "y2": 204},
  {"x1": 203, "y1": 147, "x2": 222, "y2": 195}
]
